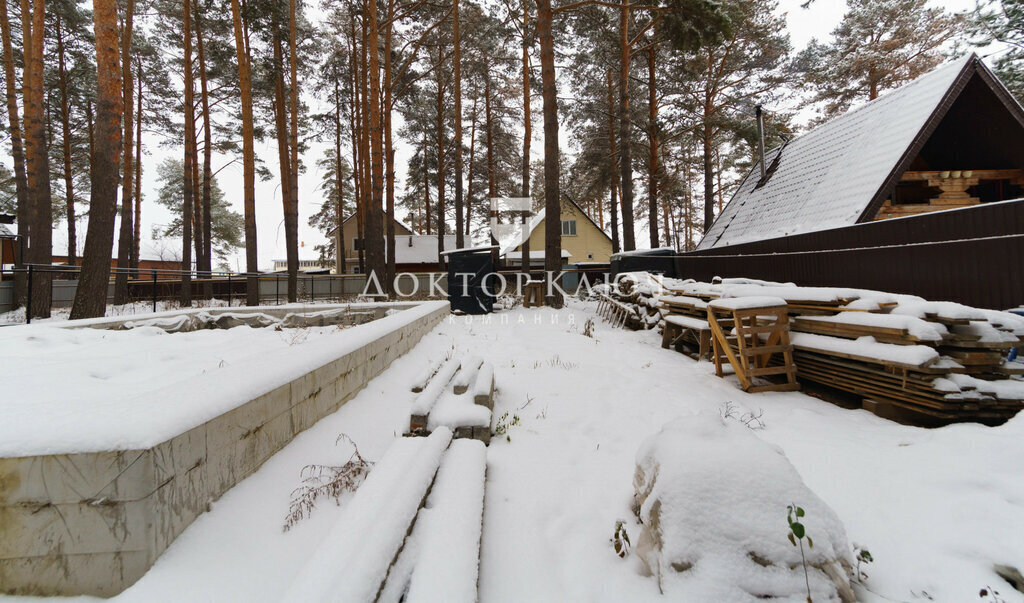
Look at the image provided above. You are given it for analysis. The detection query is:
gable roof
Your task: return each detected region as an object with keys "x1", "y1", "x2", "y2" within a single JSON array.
[
  {"x1": 495, "y1": 197, "x2": 612, "y2": 256},
  {"x1": 328, "y1": 213, "x2": 413, "y2": 236},
  {"x1": 698, "y1": 54, "x2": 1024, "y2": 250}
]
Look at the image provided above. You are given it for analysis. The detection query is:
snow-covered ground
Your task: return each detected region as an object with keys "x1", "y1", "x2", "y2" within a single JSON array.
[
  {"x1": 0, "y1": 301, "x2": 437, "y2": 456},
  {"x1": 3, "y1": 300, "x2": 1023, "y2": 602}
]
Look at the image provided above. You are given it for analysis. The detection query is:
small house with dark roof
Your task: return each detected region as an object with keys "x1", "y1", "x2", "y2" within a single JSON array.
[{"x1": 700, "y1": 54, "x2": 1024, "y2": 250}]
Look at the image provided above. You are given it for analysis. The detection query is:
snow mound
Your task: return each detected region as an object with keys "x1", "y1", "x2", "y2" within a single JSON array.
[{"x1": 632, "y1": 413, "x2": 855, "y2": 601}]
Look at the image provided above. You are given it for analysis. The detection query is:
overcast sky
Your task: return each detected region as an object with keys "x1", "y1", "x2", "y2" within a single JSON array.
[{"x1": 36, "y1": 0, "x2": 985, "y2": 269}]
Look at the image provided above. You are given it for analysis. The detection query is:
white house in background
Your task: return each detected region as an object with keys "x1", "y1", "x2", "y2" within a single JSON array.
[{"x1": 271, "y1": 258, "x2": 332, "y2": 273}]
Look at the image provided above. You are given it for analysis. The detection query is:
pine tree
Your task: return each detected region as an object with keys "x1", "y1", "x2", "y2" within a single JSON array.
[
  {"x1": 972, "y1": 0, "x2": 1024, "y2": 102},
  {"x1": 797, "y1": 0, "x2": 964, "y2": 119}
]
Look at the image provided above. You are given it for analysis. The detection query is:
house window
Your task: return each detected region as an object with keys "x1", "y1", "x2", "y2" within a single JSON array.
[
  {"x1": 561, "y1": 219, "x2": 577, "y2": 236},
  {"x1": 352, "y1": 238, "x2": 362, "y2": 250}
]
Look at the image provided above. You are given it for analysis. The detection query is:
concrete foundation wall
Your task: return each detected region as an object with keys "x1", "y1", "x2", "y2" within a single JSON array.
[{"x1": 0, "y1": 302, "x2": 448, "y2": 597}]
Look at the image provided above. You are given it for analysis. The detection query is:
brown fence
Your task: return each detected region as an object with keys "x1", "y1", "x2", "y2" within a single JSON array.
[{"x1": 638, "y1": 199, "x2": 1024, "y2": 310}]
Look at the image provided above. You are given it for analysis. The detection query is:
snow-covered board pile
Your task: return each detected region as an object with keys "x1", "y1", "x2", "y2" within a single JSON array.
[
  {"x1": 286, "y1": 428, "x2": 453, "y2": 602},
  {"x1": 409, "y1": 354, "x2": 494, "y2": 443},
  {"x1": 648, "y1": 274, "x2": 1024, "y2": 424},
  {"x1": 380, "y1": 439, "x2": 487, "y2": 603},
  {"x1": 591, "y1": 272, "x2": 665, "y2": 330},
  {"x1": 632, "y1": 413, "x2": 855, "y2": 601}
]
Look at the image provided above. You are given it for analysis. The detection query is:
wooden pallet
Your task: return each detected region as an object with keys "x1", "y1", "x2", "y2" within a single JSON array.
[{"x1": 707, "y1": 303, "x2": 799, "y2": 393}]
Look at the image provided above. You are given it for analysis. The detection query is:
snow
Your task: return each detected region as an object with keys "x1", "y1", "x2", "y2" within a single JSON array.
[
  {"x1": 4, "y1": 300, "x2": 1024, "y2": 603},
  {"x1": 951, "y1": 321, "x2": 1021, "y2": 344},
  {"x1": 427, "y1": 389, "x2": 492, "y2": 430},
  {"x1": 400, "y1": 439, "x2": 487, "y2": 603},
  {"x1": 411, "y1": 357, "x2": 462, "y2": 417},
  {"x1": 800, "y1": 311, "x2": 947, "y2": 341},
  {"x1": 392, "y1": 234, "x2": 458, "y2": 263},
  {"x1": 790, "y1": 332, "x2": 940, "y2": 368},
  {"x1": 891, "y1": 299, "x2": 990, "y2": 321},
  {"x1": 720, "y1": 283, "x2": 863, "y2": 303},
  {"x1": 285, "y1": 427, "x2": 453, "y2": 602},
  {"x1": 632, "y1": 412, "x2": 854, "y2": 600},
  {"x1": 452, "y1": 355, "x2": 484, "y2": 392},
  {"x1": 947, "y1": 374, "x2": 1024, "y2": 401},
  {"x1": 0, "y1": 300, "x2": 447, "y2": 456},
  {"x1": 708, "y1": 295, "x2": 788, "y2": 310},
  {"x1": 664, "y1": 314, "x2": 711, "y2": 330},
  {"x1": 496, "y1": 209, "x2": 546, "y2": 257},
  {"x1": 472, "y1": 362, "x2": 494, "y2": 400},
  {"x1": 657, "y1": 294, "x2": 708, "y2": 309}
]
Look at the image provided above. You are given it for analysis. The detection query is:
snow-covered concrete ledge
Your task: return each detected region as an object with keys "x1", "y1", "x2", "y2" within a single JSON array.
[{"x1": 0, "y1": 300, "x2": 449, "y2": 597}]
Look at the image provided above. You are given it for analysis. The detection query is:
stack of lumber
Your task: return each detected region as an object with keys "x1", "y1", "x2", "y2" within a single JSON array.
[
  {"x1": 409, "y1": 355, "x2": 495, "y2": 443},
  {"x1": 648, "y1": 275, "x2": 1024, "y2": 426},
  {"x1": 592, "y1": 273, "x2": 663, "y2": 330}
]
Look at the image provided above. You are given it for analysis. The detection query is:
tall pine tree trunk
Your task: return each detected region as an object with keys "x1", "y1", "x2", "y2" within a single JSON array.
[
  {"x1": 272, "y1": 35, "x2": 296, "y2": 301},
  {"x1": 1, "y1": 0, "x2": 28, "y2": 307},
  {"x1": 452, "y1": 0, "x2": 464, "y2": 249},
  {"x1": 334, "y1": 76, "x2": 346, "y2": 276},
  {"x1": 231, "y1": 0, "x2": 258, "y2": 304},
  {"x1": 617, "y1": 3, "x2": 635, "y2": 251},
  {"x1": 435, "y1": 49, "x2": 445, "y2": 263},
  {"x1": 114, "y1": 0, "x2": 135, "y2": 304},
  {"x1": 132, "y1": 60, "x2": 142, "y2": 270},
  {"x1": 56, "y1": 15, "x2": 76, "y2": 267},
  {"x1": 180, "y1": 0, "x2": 195, "y2": 306},
  {"x1": 537, "y1": 0, "x2": 561, "y2": 306},
  {"x1": 646, "y1": 40, "x2": 658, "y2": 249},
  {"x1": 702, "y1": 125, "x2": 714, "y2": 234},
  {"x1": 608, "y1": 69, "x2": 619, "y2": 253},
  {"x1": 23, "y1": 0, "x2": 52, "y2": 317},
  {"x1": 485, "y1": 65, "x2": 494, "y2": 201},
  {"x1": 287, "y1": 0, "x2": 300, "y2": 298},
  {"x1": 71, "y1": 0, "x2": 122, "y2": 319},
  {"x1": 520, "y1": 0, "x2": 530, "y2": 277},
  {"x1": 383, "y1": 0, "x2": 396, "y2": 291},
  {"x1": 357, "y1": 15, "x2": 369, "y2": 275},
  {"x1": 465, "y1": 95, "x2": 476, "y2": 236},
  {"x1": 197, "y1": 9, "x2": 213, "y2": 289}
]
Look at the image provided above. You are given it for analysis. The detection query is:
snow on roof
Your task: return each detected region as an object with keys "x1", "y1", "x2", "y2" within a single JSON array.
[
  {"x1": 504, "y1": 249, "x2": 572, "y2": 260},
  {"x1": 0, "y1": 223, "x2": 16, "y2": 238},
  {"x1": 394, "y1": 235, "x2": 458, "y2": 264},
  {"x1": 610, "y1": 247, "x2": 676, "y2": 258},
  {"x1": 439, "y1": 245, "x2": 499, "y2": 256},
  {"x1": 496, "y1": 208, "x2": 546, "y2": 257},
  {"x1": 698, "y1": 55, "x2": 976, "y2": 250}
]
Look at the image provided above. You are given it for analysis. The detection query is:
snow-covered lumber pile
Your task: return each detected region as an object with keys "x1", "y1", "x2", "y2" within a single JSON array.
[
  {"x1": 650, "y1": 275, "x2": 1024, "y2": 425},
  {"x1": 631, "y1": 414, "x2": 855, "y2": 601},
  {"x1": 380, "y1": 439, "x2": 487, "y2": 603},
  {"x1": 287, "y1": 428, "x2": 453, "y2": 601},
  {"x1": 409, "y1": 354, "x2": 495, "y2": 443},
  {"x1": 592, "y1": 272, "x2": 670, "y2": 330}
]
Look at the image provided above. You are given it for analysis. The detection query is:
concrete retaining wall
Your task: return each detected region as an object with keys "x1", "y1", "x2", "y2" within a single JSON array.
[{"x1": 0, "y1": 301, "x2": 449, "y2": 597}]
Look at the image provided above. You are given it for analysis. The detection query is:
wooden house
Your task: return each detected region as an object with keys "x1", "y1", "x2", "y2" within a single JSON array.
[
  {"x1": 700, "y1": 54, "x2": 1024, "y2": 250},
  {"x1": 329, "y1": 214, "x2": 414, "y2": 273},
  {"x1": 498, "y1": 197, "x2": 613, "y2": 267}
]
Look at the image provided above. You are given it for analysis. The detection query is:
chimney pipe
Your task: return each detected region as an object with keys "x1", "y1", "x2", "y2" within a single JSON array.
[{"x1": 756, "y1": 105, "x2": 766, "y2": 179}]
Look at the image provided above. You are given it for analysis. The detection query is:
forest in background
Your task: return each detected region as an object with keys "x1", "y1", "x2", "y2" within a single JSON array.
[{"x1": 0, "y1": 0, "x2": 1018, "y2": 316}]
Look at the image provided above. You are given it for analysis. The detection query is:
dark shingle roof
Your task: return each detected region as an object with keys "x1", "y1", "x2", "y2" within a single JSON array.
[{"x1": 698, "y1": 55, "x2": 1004, "y2": 250}]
